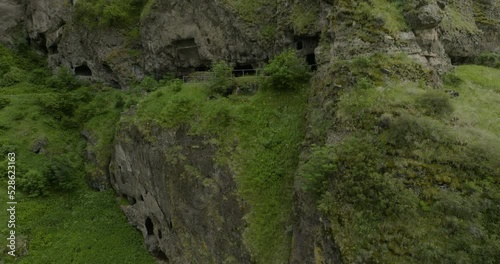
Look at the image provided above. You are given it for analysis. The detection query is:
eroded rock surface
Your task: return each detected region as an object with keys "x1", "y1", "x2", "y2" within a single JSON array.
[{"x1": 109, "y1": 124, "x2": 251, "y2": 263}]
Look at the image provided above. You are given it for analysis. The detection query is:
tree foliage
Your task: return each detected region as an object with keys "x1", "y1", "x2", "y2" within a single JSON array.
[
  {"x1": 263, "y1": 49, "x2": 310, "y2": 90},
  {"x1": 208, "y1": 61, "x2": 233, "y2": 96}
]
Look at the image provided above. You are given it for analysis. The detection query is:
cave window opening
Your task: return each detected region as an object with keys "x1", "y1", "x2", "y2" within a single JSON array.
[
  {"x1": 153, "y1": 250, "x2": 169, "y2": 261},
  {"x1": 195, "y1": 65, "x2": 210, "y2": 72},
  {"x1": 129, "y1": 197, "x2": 137, "y2": 205},
  {"x1": 74, "y1": 64, "x2": 92, "y2": 76},
  {"x1": 49, "y1": 45, "x2": 58, "y2": 54},
  {"x1": 140, "y1": 195, "x2": 144, "y2": 201},
  {"x1": 158, "y1": 229, "x2": 163, "y2": 239},
  {"x1": 296, "y1": 41, "x2": 303, "y2": 50},
  {"x1": 306, "y1": 53, "x2": 317, "y2": 71},
  {"x1": 233, "y1": 64, "x2": 255, "y2": 77},
  {"x1": 102, "y1": 63, "x2": 113, "y2": 74},
  {"x1": 174, "y1": 38, "x2": 198, "y2": 50},
  {"x1": 450, "y1": 56, "x2": 470, "y2": 65},
  {"x1": 110, "y1": 80, "x2": 121, "y2": 89},
  {"x1": 145, "y1": 217, "x2": 154, "y2": 236},
  {"x1": 167, "y1": 219, "x2": 173, "y2": 230}
]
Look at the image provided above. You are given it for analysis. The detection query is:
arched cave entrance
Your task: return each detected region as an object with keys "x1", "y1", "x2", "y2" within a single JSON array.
[
  {"x1": 74, "y1": 64, "x2": 92, "y2": 76},
  {"x1": 306, "y1": 53, "x2": 317, "y2": 70},
  {"x1": 145, "y1": 217, "x2": 154, "y2": 236}
]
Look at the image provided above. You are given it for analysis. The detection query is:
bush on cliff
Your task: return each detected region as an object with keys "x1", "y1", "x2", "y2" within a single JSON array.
[
  {"x1": 208, "y1": 61, "x2": 233, "y2": 96},
  {"x1": 263, "y1": 49, "x2": 310, "y2": 91}
]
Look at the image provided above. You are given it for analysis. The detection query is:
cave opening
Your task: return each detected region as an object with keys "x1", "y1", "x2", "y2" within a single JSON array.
[
  {"x1": 102, "y1": 63, "x2": 113, "y2": 74},
  {"x1": 296, "y1": 41, "x2": 303, "y2": 50},
  {"x1": 145, "y1": 217, "x2": 154, "y2": 236},
  {"x1": 74, "y1": 64, "x2": 92, "y2": 76},
  {"x1": 153, "y1": 249, "x2": 169, "y2": 261},
  {"x1": 306, "y1": 53, "x2": 317, "y2": 70},
  {"x1": 233, "y1": 64, "x2": 255, "y2": 77},
  {"x1": 49, "y1": 45, "x2": 58, "y2": 54},
  {"x1": 158, "y1": 229, "x2": 163, "y2": 239},
  {"x1": 450, "y1": 56, "x2": 471, "y2": 65},
  {"x1": 195, "y1": 65, "x2": 210, "y2": 71},
  {"x1": 110, "y1": 80, "x2": 121, "y2": 89}
]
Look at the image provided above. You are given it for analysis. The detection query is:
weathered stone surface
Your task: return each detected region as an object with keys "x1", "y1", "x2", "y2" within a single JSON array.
[
  {"x1": 412, "y1": 4, "x2": 444, "y2": 29},
  {"x1": 139, "y1": 0, "x2": 271, "y2": 78},
  {"x1": 109, "y1": 124, "x2": 251, "y2": 263},
  {"x1": 0, "y1": 0, "x2": 24, "y2": 45}
]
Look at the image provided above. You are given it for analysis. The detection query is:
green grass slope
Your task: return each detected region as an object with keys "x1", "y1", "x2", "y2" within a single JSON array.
[
  {"x1": 0, "y1": 46, "x2": 154, "y2": 263},
  {"x1": 127, "y1": 70, "x2": 308, "y2": 263},
  {"x1": 301, "y1": 63, "x2": 500, "y2": 263}
]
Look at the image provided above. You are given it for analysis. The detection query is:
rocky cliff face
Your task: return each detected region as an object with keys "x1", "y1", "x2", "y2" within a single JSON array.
[
  {"x1": 1, "y1": 0, "x2": 498, "y2": 87},
  {"x1": 0, "y1": 0, "x2": 24, "y2": 44},
  {"x1": 3, "y1": 0, "x2": 500, "y2": 263},
  {"x1": 109, "y1": 123, "x2": 251, "y2": 263}
]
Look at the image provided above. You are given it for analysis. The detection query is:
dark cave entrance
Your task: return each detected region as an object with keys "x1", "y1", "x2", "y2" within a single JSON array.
[
  {"x1": 449, "y1": 56, "x2": 471, "y2": 65},
  {"x1": 195, "y1": 65, "x2": 210, "y2": 72},
  {"x1": 306, "y1": 53, "x2": 317, "y2": 70},
  {"x1": 145, "y1": 217, "x2": 154, "y2": 236},
  {"x1": 49, "y1": 45, "x2": 58, "y2": 54},
  {"x1": 233, "y1": 64, "x2": 256, "y2": 77},
  {"x1": 74, "y1": 64, "x2": 92, "y2": 76},
  {"x1": 153, "y1": 249, "x2": 169, "y2": 261},
  {"x1": 296, "y1": 41, "x2": 303, "y2": 50}
]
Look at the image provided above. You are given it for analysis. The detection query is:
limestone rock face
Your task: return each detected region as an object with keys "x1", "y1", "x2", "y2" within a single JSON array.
[
  {"x1": 438, "y1": 0, "x2": 500, "y2": 59},
  {"x1": 3, "y1": 1, "x2": 500, "y2": 262},
  {"x1": 139, "y1": 0, "x2": 269, "y2": 78},
  {"x1": 109, "y1": 124, "x2": 251, "y2": 263},
  {"x1": 0, "y1": 0, "x2": 24, "y2": 44},
  {"x1": 412, "y1": 4, "x2": 444, "y2": 29},
  {"x1": 2, "y1": 0, "x2": 499, "y2": 87}
]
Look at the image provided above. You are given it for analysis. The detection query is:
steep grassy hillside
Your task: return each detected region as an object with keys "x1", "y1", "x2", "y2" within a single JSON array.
[
  {"x1": 0, "y1": 46, "x2": 154, "y2": 263},
  {"x1": 301, "y1": 61, "x2": 500, "y2": 263},
  {"x1": 125, "y1": 63, "x2": 309, "y2": 262}
]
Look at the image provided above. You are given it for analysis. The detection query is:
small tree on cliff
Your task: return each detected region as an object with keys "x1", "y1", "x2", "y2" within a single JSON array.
[
  {"x1": 209, "y1": 61, "x2": 233, "y2": 96},
  {"x1": 263, "y1": 49, "x2": 310, "y2": 91}
]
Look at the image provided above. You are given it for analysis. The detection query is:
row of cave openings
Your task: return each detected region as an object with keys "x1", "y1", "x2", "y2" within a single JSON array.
[
  {"x1": 175, "y1": 35, "x2": 320, "y2": 77},
  {"x1": 121, "y1": 192, "x2": 172, "y2": 261},
  {"x1": 145, "y1": 216, "x2": 170, "y2": 261},
  {"x1": 46, "y1": 34, "x2": 320, "y2": 86}
]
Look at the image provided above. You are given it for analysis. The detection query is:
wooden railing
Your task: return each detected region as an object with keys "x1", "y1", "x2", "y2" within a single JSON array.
[{"x1": 182, "y1": 64, "x2": 319, "y2": 83}]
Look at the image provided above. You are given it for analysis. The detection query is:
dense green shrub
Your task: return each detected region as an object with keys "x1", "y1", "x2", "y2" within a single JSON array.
[
  {"x1": 19, "y1": 157, "x2": 79, "y2": 197},
  {"x1": 442, "y1": 72, "x2": 464, "y2": 87},
  {"x1": 47, "y1": 156, "x2": 80, "y2": 191},
  {"x1": 263, "y1": 49, "x2": 310, "y2": 90},
  {"x1": 38, "y1": 93, "x2": 78, "y2": 119},
  {"x1": 29, "y1": 68, "x2": 51, "y2": 85},
  {"x1": 300, "y1": 145, "x2": 336, "y2": 195},
  {"x1": 47, "y1": 67, "x2": 82, "y2": 91},
  {"x1": 168, "y1": 79, "x2": 183, "y2": 93},
  {"x1": 1, "y1": 66, "x2": 25, "y2": 86},
  {"x1": 138, "y1": 76, "x2": 159, "y2": 92},
  {"x1": 416, "y1": 90, "x2": 453, "y2": 117},
  {"x1": 19, "y1": 170, "x2": 49, "y2": 197},
  {"x1": 0, "y1": 97, "x2": 11, "y2": 110},
  {"x1": 473, "y1": 52, "x2": 500, "y2": 69},
  {"x1": 208, "y1": 61, "x2": 232, "y2": 96}
]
